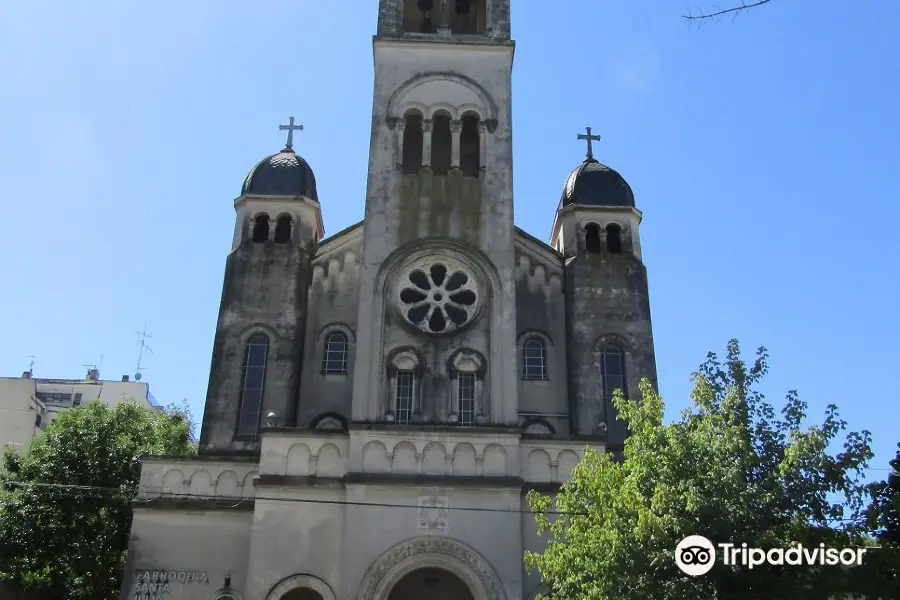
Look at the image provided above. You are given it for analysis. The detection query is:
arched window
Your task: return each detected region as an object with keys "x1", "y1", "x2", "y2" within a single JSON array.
[
  {"x1": 252, "y1": 214, "x2": 270, "y2": 243},
  {"x1": 606, "y1": 223, "x2": 623, "y2": 254},
  {"x1": 431, "y1": 113, "x2": 452, "y2": 175},
  {"x1": 458, "y1": 372, "x2": 476, "y2": 425},
  {"x1": 274, "y1": 215, "x2": 292, "y2": 243},
  {"x1": 387, "y1": 349, "x2": 423, "y2": 425},
  {"x1": 460, "y1": 114, "x2": 480, "y2": 177},
  {"x1": 449, "y1": 349, "x2": 485, "y2": 426},
  {"x1": 237, "y1": 334, "x2": 268, "y2": 436},
  {"x1": 322, "y1": 332, "x2": 348, "y2": 375},
  {"x1": 585, "y1": 223, "x2": 602, "y2": 254},
  {"x1": 402, "y1": 112, "x2": 423, "y2": 174},
  {"x1": 396, "y1": 371, "x2": 416, "y2": 424},
  {"x1": 600, "y1": 344, "x2": 626, "y2": 403},
  {"x1": 522, "y1": 338, "x2": 547, "y2": 380}
]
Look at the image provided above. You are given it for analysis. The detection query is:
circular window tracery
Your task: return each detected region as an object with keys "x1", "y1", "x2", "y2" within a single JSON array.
[{"x1": 398, "y1": 263, "x2": 479, "y2": 334}]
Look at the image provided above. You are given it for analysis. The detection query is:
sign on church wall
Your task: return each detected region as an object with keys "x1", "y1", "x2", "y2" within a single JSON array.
[{"x1": 131, "y1": 569, "x2": 209, "y2": 600}]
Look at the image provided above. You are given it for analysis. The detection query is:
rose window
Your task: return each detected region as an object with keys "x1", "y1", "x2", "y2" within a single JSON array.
[{"x1": 398, "y1": 263, "x2": 479, "y2": 334}]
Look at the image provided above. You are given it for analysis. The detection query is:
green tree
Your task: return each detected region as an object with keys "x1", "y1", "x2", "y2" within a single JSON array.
[
  {"x1": 0, "y1": 400, "x2": 195, "y2": 600},
  {"x1": 861, "y1": 442, "x2": 900, "y2": 597},
  {"x1": 526, "y1": 339, "x2": 875, "y2": 600},
  {"x1": 868, "y1": 443, "x2": 900, "y2": 545}
]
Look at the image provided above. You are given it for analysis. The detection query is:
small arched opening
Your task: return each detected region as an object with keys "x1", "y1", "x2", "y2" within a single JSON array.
[
  {"x1": 274, "y1": 215, "x2": 292, "y2": 244},
  {"x1": 402, "y1": 110, "x2": 424, "y2": 174},
  {"x1": 606, "y1": 223, "x2": 623, "y2": 254},
  {"x1": 431, "y1": 113, "x2": 452, "y2": 175},
  {"x1": 585, "y1": 223, "x2": 602, "y2": 254},
  {"x1": 460, "y1": 113, "x2": 480, "y2": 177},
  {"x1": 252, "y1": 214, "x2": 270, "y2": 243}
]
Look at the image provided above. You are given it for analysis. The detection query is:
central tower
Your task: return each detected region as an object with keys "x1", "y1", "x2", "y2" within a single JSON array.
[{"x1": 352, "y1": 0, "x2": 518, "y2": 425}]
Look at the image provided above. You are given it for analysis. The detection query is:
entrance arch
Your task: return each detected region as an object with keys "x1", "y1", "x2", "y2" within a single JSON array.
[
  {"x1": 358, "y1": 536, "x2": 506, "y2": 600},
  {"x1": 265, "y1": 574, "x2": 337, "y2": 600},
  {"x1": 388, "y1": 567, "x2": 474, "y2": 600},
  {"x1": 282, "y1": 590, "x2": 323, "y2": 600}
]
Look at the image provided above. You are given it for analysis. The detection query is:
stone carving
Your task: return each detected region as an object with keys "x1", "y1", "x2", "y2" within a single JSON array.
[
  {"x1": 358, "y1": 536, "x2": 506, "y2": 600},
  {"x1": 417, "y1": 496, "x2": 449, "y2": 532}
]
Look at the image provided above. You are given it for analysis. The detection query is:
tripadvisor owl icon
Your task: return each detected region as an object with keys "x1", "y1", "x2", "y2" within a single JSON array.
[{"x1": 675, "y1": 535, "x2": 716, "y2": 576}]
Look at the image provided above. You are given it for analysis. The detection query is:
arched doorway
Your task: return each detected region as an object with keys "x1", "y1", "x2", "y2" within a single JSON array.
[
  {"x1": 387, "y1": 567, "x2": 475, "y2": 600},
  {"x1": 265, "y1": 575, "x2": 337, "y2": 600},
  {"x1": 357, "y1": 536, "x2": 505, "y2": 600},
  {"x1": 280, "y1": 589, "x2": 324, "y2": 600}
]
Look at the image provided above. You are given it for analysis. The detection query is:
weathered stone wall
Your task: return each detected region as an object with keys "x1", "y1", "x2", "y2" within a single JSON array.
[
  {"x1": 564, "y1": 238, "x2": 657, "y2": 447},
  {"x1": 199, "y1": 222, "x2": 313, "y2": 454},
  {"x1": 513, "y1": 233, "x2": 569, "y2": 430},
  {"x1": 120, "y1": 509, "x2": 253, "y2": 600},
  {"x1": 296, "y1": 225, "x2": 363, "y2": 427}
]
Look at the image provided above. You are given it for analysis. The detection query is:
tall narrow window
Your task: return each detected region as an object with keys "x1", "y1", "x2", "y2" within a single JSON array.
[
  {"x1": 458, "y1": 373, "x2": 476, "y2": 425},
  {"x1": 585, "y1": 223, "x2": 602, "y2": 254},
  {"x1": 402, "y1": 112, "x2": 424, "y2": 174},
  {"x1": 431, "y1": 113, "x2": 452, "y2": 175},
  {"x1": 522, "y1": 338, "x2": 548, "y2": 380},
  {"x1": 396, "y1": 371, "x2": 415, "y2": 425},
  {"x1": 606, "y1": 224, "x2": 622, "y2": 254},
  {"x1": 237, "y1": 334, "x2": 268, "y2": 436},
  {"x1": 252, "y1": 214, "x2": 270, "y2": 243},
  {"x1": 449, "y1": 349, "x2": 485, "y2": 425},
  {"x1": 460, "y1": 114, "x2": 480, "y2": 177},
  {"x1": 600, "y1": 344, "x2": 626, "y2": 403},
  {"x1": 273, "y1": 215, "x2": 291, "y2": 243},
  {"x1": 322, "y1": 332, "x2": 348, "y2": 375}
]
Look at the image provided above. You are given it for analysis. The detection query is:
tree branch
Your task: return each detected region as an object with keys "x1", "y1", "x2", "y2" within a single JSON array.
[{"x1": 683, "y1": 0, "x2": 773, "y2": 22}]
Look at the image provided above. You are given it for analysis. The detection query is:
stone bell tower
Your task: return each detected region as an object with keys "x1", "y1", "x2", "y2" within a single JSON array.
[
  {"x1": 198, "y1": 119, "x2": 323, "y2": 455},
  {"x1": 552, "y1": 128, "x2": 658, "y2": 451},
  {"x1": 351, "y1": 0, "x2": 519, "y2": 426}
]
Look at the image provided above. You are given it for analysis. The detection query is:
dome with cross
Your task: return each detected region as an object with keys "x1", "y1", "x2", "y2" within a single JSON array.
[
  {"x1": 559, "y1": 127, "x2": 634, "y2": 210},
  {"x1": 241, "y1": 117, "x2": 318, "y2": 200}
]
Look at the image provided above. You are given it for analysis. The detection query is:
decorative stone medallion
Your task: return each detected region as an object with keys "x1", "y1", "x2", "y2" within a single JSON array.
[
  {"x1": 418, "y1": 496, "x2": 449, "y2": 532},
  {"x1": 396, "y1": 262, "x2": 479, "y2": 334}
]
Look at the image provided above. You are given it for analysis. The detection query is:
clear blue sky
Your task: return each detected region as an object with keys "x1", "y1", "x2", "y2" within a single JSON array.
[{"x1": 1, "y1": 1, "x2": 898, "y2": 476}]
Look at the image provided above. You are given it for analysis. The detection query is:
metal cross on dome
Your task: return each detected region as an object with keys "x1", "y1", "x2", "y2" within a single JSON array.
[
  {"x1": 279, "y1": 116, "x2": 304, "y2": 150},
  {"x1": 577, "y1": 126, "x2": 602, "y2": 160}
]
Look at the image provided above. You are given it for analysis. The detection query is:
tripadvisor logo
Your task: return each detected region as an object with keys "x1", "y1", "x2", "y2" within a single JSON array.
[{"x1": 674, "y1": 535, "x2": 867, "y2": 576}]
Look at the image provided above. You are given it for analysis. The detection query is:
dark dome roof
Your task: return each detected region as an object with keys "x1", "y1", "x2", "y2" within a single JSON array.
[
  {"x1": 559, "y1": 158, "x2": 634, "y2": 209},
  {"x1": 241, "y1": 148, "x2": 318, "y2": 200}
]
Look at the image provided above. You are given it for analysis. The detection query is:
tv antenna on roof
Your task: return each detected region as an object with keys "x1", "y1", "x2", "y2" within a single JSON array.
[
  {"x1": 83, "y1": 355, "x2": 103, "y2": 380},
  {"x1": 27, "y1": 356, "x2": 35, "y2": 376},
  {"x1": 134, "y1": 324, "x2": 153, "y2": 381}
]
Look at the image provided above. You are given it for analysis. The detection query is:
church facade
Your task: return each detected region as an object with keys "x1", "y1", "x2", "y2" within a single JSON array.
[{"x1": 122, "y1": 1, "x2": 657, "y2": 599}]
